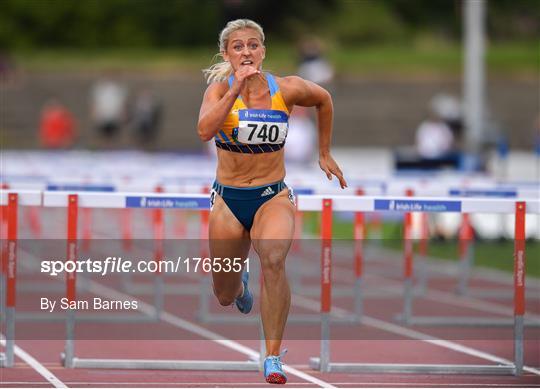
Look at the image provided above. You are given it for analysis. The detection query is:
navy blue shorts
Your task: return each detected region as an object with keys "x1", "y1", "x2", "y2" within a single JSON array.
[{"x1": 210, "y1": 180, "x2": 294, "y2": 231}]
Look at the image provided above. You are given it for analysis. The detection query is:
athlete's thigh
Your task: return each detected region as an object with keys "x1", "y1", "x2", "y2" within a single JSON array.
[
  {"x1": 209, "y1": 194, "x2": 251, "y2": 287},
  {"x1": 250, "y1": 189, "x2": 295, "y2": 260}
]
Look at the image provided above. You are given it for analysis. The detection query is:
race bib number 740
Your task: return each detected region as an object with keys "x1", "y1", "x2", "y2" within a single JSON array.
[{"x1": 237, "y1": 109, "x2": 288, "y2": 145}]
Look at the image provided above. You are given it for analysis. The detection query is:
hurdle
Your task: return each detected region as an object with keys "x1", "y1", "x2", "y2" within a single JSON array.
[
  {"x1": 10, "y1": 181, "x2": 206, "y2": 303},
  {"x1": 42, "y1": 191, "x2": 260, "y2": 371},
  {"x1": 120, "y1": 185, "x2": 212, "y2": 306},
  {"x1": 0, "y1": 190, "x2": 42, "y2": 367},
  {"x1": 393, "y1": 187, "x2": 540, "y2": 327},
  {"x1": 414, "y1": 187, "x2": 540, "y2": 311},
  {"x1": 9, "y1": 189, "x2": 163, "y2": 325},
  {"x1": 301, "y1": 194, "x2": 538, "y2": 375}
]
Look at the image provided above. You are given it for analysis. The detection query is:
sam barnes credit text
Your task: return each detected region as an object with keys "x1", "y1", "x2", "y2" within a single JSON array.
[{"x1": 41, "y1": 297, "x2": 138, "y2": 312}]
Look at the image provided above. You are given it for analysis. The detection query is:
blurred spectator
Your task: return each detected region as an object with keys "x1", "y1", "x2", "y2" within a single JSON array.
[
  {"x1": 430, "y1": 93, "x2": 463, "y2": 142},
  {"x1": 287, "y1": 37, "x2": 334, "y2": 164},
  {"x1": 39, "y1": 99, "x2": 76, "y2": 148},
  {"x1": 0, "y1": 51, "x2": 14, "y2": 79},
  {"x1": 90, "y1": 73, "x2": 128, "y2": 141},
  {"x1": 0, "y1": 50, "x2": 20, "y2": 86},
  {"x1": 415, "y1": 112, "x2": 455, "y2": 159},
  {"x1": 297, "y1": 37, "x2": 334, "y2": 86},
  {"x1": 285, "y1": 106, "x2": 317, "y2": 164},
  {"x1": 130, "y1": 88, "x2": 163, "y2": 146}
]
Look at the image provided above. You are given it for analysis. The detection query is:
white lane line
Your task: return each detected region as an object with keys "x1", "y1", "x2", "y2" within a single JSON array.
[
  {"x1": 0, "y1": 337, "x2": 67, "y2": 388},
  {"x1": 292, "y1": 294, "x2": 540, "y2": 376},
  {"x1": 85, "y1": 281, "x2": 336, "y2": 389}
]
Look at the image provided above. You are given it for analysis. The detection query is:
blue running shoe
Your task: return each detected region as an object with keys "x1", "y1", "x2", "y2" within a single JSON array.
[
  {"x1": 263, "y1": 351, "x2": 287, "y2": 385},
  {"x1": 235, "y1": 270, "x2": 253, "y2": 314}
]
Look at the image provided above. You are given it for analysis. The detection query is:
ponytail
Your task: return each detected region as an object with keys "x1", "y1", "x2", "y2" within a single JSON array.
[{"x1": 202, "y1": 54, "x2": 233, "y2": 84}]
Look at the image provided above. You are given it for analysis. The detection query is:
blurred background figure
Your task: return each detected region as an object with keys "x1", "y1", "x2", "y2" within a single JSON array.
[
  {"x1": 286, "y1": 36, "x2": 335, "y2": 165},
  {"x1": 396, "y1": 96, "x2": 461, "y2": 171},
  {"x1": 130, "y1": 88, "x2": 163, "y2": 148},
  {"x1": 0, "y1": 50, "x2": 16, "y2": 85},
  {"x1": 415, "y1": 109, "x2": 455, "y2": 160},
  {"x1": 297, "y1": 37, "x2": 334, "y2": 87},
  {"x1": 430, "y1": 94, "x2": 463, "y2": 146},
  {"x1": 90, "y1": 73, "x2": 128, "y2": 146},
  {"x1": 39, "y1": 99, "x2": 76, "y2": 149},
  {"x1": 285, "y1": 106, "x2": 317, "y2": 164}
]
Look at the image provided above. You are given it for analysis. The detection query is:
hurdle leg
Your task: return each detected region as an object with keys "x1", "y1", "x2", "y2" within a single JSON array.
[
  {"x1": 64, "y1": 195, "x2": 78, "y2": 368},
  {"x1": 353, "y1": 192, "x2": 365, "y2": 318},
  {"x1": 456, "y1": 213, "x2": 474, "y2": 295},
  {"x1": 64, "y1": 310, "x2": 75, "y2": 368},
  {"x1": 152, "y1": 190, "x2": 165, "y2": 320},
  {"x1": 154, "y1": 275, "x2": 164, "y2": 319},
  {"x1": 152, "y1": 210, "x2": 164, "y2": 321},
  {"x1": 198, "y1": 273, "x2": 211, "y2": 322},
  {"x1": 1, "y1": 203, "x2": 8, "y2": 335},
  {"x1": 4, "y1": 193, "x2": 18, "y2": 367},
  {"x1": 318, "y1": 199, "x2": 333, "y2": 372},
  {"x1": 320, "y1": 313, "x2": 330, "y2": 372},
  {"x1": 258, "y1": 319, "x2": 266, "y2": 370},
  {"x1": 368, "y1": 212, "x2": 382, "y2": 246},
  {"x1": 120, "y1": 208, "x2": 132, "y2": 292},
  {"x1": 457, "y1": 241, "x2": 475, "y2": 296},
  {"x1": 197, "y1": 200, "x2": 210, "y2": 321},
  {"x1": 513, "y1": 201, "x2": 526, "y2": 375},
  {"x1": 415, "y1": 213, "x2": 429, "y2": 295},
  {"x1": 353, "y1": 278, "x2": 363, "y2": 319},
  {"x1": 401, "y1": 193, "x2": 414, "y2": 324},
  {"x1": 289, "y1": 208, "x2": 304, "y2": 294}
]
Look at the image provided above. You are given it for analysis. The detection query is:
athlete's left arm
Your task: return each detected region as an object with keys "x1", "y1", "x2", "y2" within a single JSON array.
[{"x1": 281, "y1": 76, "x2": 347, "y2": 189}]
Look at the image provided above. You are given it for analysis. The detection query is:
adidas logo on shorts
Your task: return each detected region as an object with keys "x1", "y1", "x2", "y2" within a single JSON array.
[{"x1": 261, "y1": 186, "x2": 275, "y2": 197}]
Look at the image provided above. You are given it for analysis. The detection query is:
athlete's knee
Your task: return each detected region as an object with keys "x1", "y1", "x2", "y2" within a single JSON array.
[{"x1": 260, "y1": 252, "x2": 286, "y2": 277}]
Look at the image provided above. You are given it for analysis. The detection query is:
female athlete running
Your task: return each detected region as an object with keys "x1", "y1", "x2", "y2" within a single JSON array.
[{"x1": 198, "y1": 19, "x2": 347, "y2": 384}]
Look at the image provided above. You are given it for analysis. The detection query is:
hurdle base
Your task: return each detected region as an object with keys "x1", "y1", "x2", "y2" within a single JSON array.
[
  {"x1": 394, "y1": 315, "x2": 540, "y2": 327},
  {"x1": 308, "y1": 358, "x2": 516, "y2": 375},
  {"x1": 65, "y1": 356, "x2": 259, "y2": 371},
  {"x1": 456, "y1": 287, "x2": 514, "y2": 299}
]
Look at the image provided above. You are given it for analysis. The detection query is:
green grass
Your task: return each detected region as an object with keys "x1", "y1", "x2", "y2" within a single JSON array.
[
  {"x1": 12, "y1": 42, "x2": 538, "y2": 76},
  {"x1": 302, "y1": 213, "x2": 540, "y2": 277},
  {"x1": 13, "y1": 47, "x2": 217, "y2": 73},
  {"x1": 329, "y1": 42, "x2": 539, "y2": 76}
]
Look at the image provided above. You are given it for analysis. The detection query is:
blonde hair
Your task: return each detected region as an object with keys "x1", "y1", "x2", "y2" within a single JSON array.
[{"x1": 202, "y1": 19, "x2": 265, "y2": 84}]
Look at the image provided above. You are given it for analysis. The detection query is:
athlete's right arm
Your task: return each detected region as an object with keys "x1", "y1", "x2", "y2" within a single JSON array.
[
  {"x1": 197, "y1": 82, "x2": 238, "y2": 142},
  {"x1": 198, "y1": 66, "x2": 260, "y2": 142}
]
